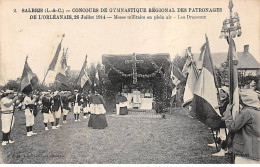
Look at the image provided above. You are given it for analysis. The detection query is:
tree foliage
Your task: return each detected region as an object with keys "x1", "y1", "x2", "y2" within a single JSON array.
[{"x1": 172, "y1": 54, "x2": 186, "y2": 71}]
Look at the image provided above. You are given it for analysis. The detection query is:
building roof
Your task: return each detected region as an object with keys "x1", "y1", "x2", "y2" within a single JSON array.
[{"x1": 193, "y1": 45, "x2": 260, "y2": 70}]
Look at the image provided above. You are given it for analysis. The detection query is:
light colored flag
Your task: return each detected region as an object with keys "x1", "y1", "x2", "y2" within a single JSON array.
[
  {"x1": 77, "y1": 55, "x2": 92, "y2": 88},
  {"x1": 80, "y1": 68, "x2": 92, "y2": 88},
  {"x1": 54, "y1": 48, "x2": 67, "y2": 86},
  {"x1": 169, "y1": 63, "x2": 185, "y2": 97},
  {"x1": 49, "y1": 34, "x2": 64, "y2": 70},
  {"x1": 183, "y1": 58, "x2": 200, "y2": 108},
  {"x1": 228, "y1": 39, "x2": 239, "y2": 119},
  {"x1": 192, "y1": 35, "x2": 223, "y2": 129},
  {"x1": 94, "y1": 69, "x2": 100, "y2": 87}
]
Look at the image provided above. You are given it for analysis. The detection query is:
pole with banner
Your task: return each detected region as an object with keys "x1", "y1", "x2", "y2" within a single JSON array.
[{"x1": 219, "y1": 0, "x2": 242, "y2": 163}]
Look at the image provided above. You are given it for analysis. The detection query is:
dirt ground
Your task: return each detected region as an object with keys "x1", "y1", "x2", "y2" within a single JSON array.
[{"x1": 0, "y1": 108, "x2": 229, "y2": 164}]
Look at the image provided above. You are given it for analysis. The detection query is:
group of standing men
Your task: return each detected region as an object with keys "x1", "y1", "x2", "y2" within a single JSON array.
[{"x1": 0, "y1": 89, "x2": 94, "y2": 146}]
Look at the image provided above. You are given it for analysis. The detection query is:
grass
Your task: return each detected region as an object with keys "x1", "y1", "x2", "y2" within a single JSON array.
[{"x1": 0, "y1": 108, "x2": 229, "y2": 164}]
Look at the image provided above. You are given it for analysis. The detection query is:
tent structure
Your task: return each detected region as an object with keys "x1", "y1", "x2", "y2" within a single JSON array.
[{"x1": 102, "y1": 53, "x2": 172, "y2": 112}]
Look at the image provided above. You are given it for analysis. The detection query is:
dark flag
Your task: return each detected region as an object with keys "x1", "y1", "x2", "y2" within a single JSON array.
[
  {"x1": 169, "y1": 63, "x2": 185, "y2": 97},
  {"x1": 192, "y1": 35, "x2": 223, "y2": 129},
  {"x1": 48, "y1": 34, "x2": 64, "y2": 70},
  {"x1": 21, "y1": 57, "x2": 38, "y2": 93}
]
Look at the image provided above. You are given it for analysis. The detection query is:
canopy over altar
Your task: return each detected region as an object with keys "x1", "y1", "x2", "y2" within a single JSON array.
[{"x1": 102, "y1": 53, "x2": 172, "y2": 112}]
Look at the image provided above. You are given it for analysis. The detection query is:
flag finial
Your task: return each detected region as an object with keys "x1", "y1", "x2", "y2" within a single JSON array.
[
  {"x1": 205, "y1": 34, "x2": 209, "y2": 42},
  {"x1": 228, "y1": 0, "x2": 234, "y2": 11}
]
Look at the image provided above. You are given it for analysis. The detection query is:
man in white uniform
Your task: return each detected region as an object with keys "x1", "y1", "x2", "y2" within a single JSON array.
[
  {"x1": 1, "y1": 90, "x2": 19, "y2": 146},
  {"x1": 23, "y1": 92, "x2": 38, "y2": 137}
]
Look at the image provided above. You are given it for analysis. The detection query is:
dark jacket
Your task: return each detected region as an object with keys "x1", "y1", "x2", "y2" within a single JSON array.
[
  {"x1": 90, "y1": 94, "x2": 105, "y2": 105},
  {"x1": 76, "y1": 94, "x2": 83, "y2": 106},
  {"x1": 69, "y1": 94, "x2": 76, "y2": 105},
  {"x1": 82, "y1": 94, "x2": 89, "y2": 107},
  {"x1": 224, "y1": 106, "x2": 260, "y2": 161},
  {"x1": 42, "y1": 96, "x2": 52, "y2": 113},
  {"x1": 62, "y1": 96, "x2": 70, "y2": 110},
  {"x1": 52, "y1": 95, "x2": 61, "y2": 111}
]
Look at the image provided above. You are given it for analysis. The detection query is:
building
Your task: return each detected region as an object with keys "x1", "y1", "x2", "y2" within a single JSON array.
[{"x1": 193, "y1": 45, "x2": 260, "y2": 76}]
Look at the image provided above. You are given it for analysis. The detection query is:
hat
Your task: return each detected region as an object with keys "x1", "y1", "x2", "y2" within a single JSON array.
[
  {"x1": 220, "y1": 86, "x2": 229, "y2": 94},
  {"x1": 74, "y1": 90, "x2": 78, "y2": 92},
  {"x1": 240, "y1": 89, "x2": 260, "y2": 109}
]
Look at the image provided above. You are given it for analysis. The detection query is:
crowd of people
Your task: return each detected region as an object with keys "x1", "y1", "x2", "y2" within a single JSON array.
[
  {"x1": 0, "y1": 85, "x2": 259, "y2": 164},
  {"x1": 0, "y1": 87, "x2": 108, "y2": 146}
]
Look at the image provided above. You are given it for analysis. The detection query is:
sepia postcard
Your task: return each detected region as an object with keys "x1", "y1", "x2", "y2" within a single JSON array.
[{"x1": 0, "y1": 0, "x2": 259, "y2": 164}]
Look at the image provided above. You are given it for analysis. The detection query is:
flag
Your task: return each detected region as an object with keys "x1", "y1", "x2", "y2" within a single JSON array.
[
  {"x1": 48, "y1": 35, "x2": 64, "y2": 70},
  {"x1": 182, "y1": 49, "x2": 192, "y2": 77},
  {"x1": 21, "y1": 58, "x2": 38, "y2": 93},
  {"x1": 80, "y1": 69, "x2": 92, "y2": 88},
  {"x1": 55, "y1": 49, "x2": 67, "y2": 86},
  {"x1": 192, "y1": 35, "x2": 223, "y2": 129},
  {"x1": 183, "y1": 59, "x2": 200, "y2": 108},
  {"x1": 228, "y1": 39, "x2": 239, "y2": 119},
  {"x1": 94, "y1": 69, "x2": 100, "y2": 87},
  {"x1": 169, "y1": 63, "x2": 185, "y2": 97},
  {"x1": 77, "y1": 56, "x2": 92, "y2": 88}
]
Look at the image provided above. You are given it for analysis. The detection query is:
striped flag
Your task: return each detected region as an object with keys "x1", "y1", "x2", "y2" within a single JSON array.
[
  {"x1": 77, "y1": 56, "x2": 92, "y2": 88},
  {"x1": 48, "y1": 34, "x2": 64, "y2": 71},
  {"x1": 80, "y1": 69, "x2": 92, "y2": 88},
  {"x1": 183, "y1": 55, "x2": 200, "y2": 108},
  {"x1": 169, "y1": 63, "x2": 185, "y2": 96},
  {"x1": 21, "y1": 57, "x2": 38, "y2": 93},
  {"x1": 55, "y1": 48, "x2": 67, "y2": 86},
  {"x1": 228, "y1": 39, "x2": 239, "y2": 119},
  {"x1": 192, "y1": 35, "x2": 223, "y2": 129}
]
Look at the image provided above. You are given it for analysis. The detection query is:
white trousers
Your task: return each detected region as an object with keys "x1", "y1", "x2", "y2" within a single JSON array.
[
  {"x1": 43, "y1": 112, "x2": 55, "y2": 123},
  {"x1": 1, "y1": 113, "x2": 14, "y2": 133},
  {"x1": 74, "y1": 103, "x2": 81, "y2": 114},
  {"x1": 25, "y1": 109, "x2": 34, "y2": 126},
  {"x1": 83, "y1": 106, "x2": 90, "y2": 114},
  {"x1": 54, "y1": 108, "x2": 61, "y2": 118},
  {"x1": 63, "y1": 109, "x2": 69, "y2": 116},
  {"x1": 219, "y1": 128, "x2": 228, "y2": 141}
]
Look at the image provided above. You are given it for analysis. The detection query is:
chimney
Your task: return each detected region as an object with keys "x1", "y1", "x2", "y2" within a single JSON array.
[{"x1": 244, "y1": 45, "x2": 249, "y2": 53}]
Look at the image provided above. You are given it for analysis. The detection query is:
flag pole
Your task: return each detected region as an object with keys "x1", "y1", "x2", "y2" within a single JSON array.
[
  {"x1": 219, "y1": 0, "x2": 241, "y2": 163},
  {"x1": 9, "y1": 55, "x2": 28, "y2": 141}
]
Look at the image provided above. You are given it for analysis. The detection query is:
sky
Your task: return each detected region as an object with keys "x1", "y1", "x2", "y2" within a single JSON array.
[{"x1": 0, "y1": 0, "x2": 259, "y2": 85}]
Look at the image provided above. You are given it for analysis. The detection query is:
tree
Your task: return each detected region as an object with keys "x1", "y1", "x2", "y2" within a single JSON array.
[
  {"x1": 172, "y1": 54, "x2": 186, "y2": 71},
  {"x1": 216, "y1": 60, "x2": 259, "y2": 89},
  {"x1": 5, "y1": 79, "x2": 20, "y2": 91}
]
